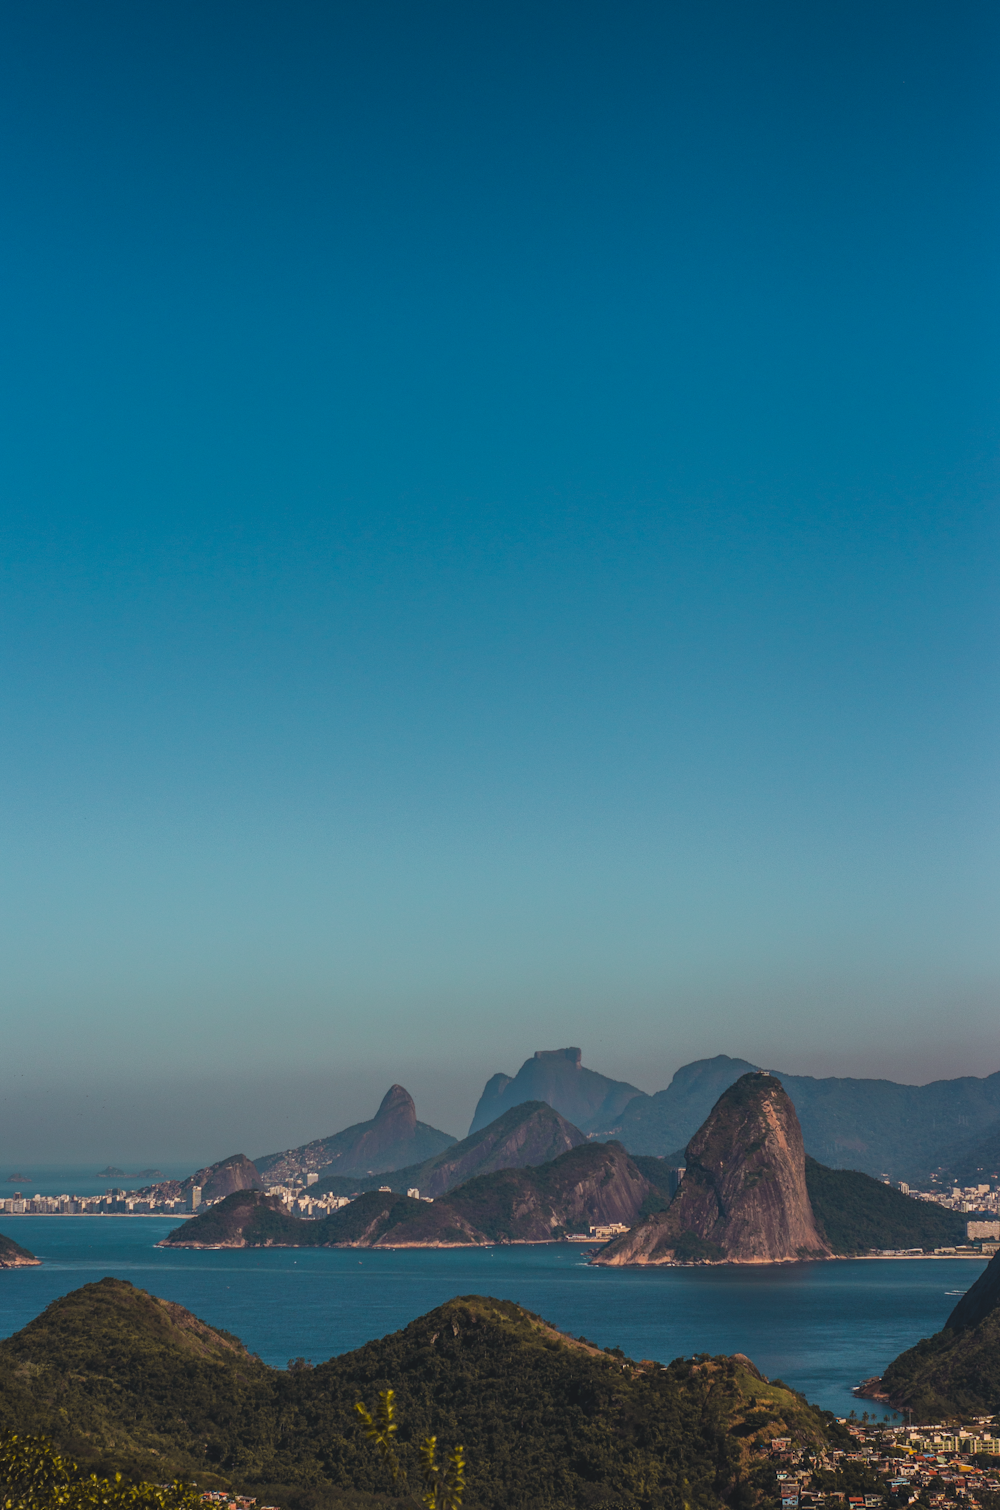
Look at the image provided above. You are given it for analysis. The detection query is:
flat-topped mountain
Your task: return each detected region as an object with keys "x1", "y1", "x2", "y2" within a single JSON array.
[
  {"x1": 594, "y1": 1073, "x2": 830, "y2": 1265},
  {"x1": 0, "y1": 1277, "x2": 835, "y2": 1507},
  {"x1": 0, "y1": 1230, "x2": 39, "y2": 1267},
  {"x1": 327, "y1": 1099, "x2": 588, "y2": 1198},
  {"x1": 470, "y1": 1047, "x2": 642, "y2": 1134},
  {"x1": 165, "y1": 1139, "x2": 667, "y2": 1249},
  {"x1": 256, "y1": 1084, "x2": 456, "y2": 1184},
  {"x1": 870, "y1": 1247, "x2": 1000, "y2": 1418}
]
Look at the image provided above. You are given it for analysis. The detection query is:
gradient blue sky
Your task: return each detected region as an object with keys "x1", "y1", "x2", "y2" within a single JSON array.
[{"x1": 1, "y1": 1, "x2": 997, "y2": 1162}]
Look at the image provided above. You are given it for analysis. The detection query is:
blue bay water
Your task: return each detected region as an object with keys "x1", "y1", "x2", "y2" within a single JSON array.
[{"x1": 0, "y1": 1217, "x2": 982, "y2": 1422}]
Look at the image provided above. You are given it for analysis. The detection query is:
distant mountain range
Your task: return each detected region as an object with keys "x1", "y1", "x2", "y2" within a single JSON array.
[
  {"x1": 117, "y1": 1047, "x2": 1000, "y2": 1210},
  {"x1": 317, "y1": 1099, "x2": 587, "y2": 1198},
  {"x1": 474, "y1": 1049, "x2": 1000, "y2": 1181},
  {"x1": 166, "y1": 1137, "x2": 675, "y2": 1249},
  {"x1": 470, "y1": 1047, "x2": 642, "y2": 1135},
  {"x1": 163, "y1": 1081, "x2": 962, "y2": 1260},
  {"x1": 255, "y1": 1084, "x2": 456, "y2": 1183}
]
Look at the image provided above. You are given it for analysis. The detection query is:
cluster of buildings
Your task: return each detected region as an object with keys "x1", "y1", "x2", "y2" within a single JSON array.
[
  {"x1": 774, "y1": 1419, "x2": 1000, "y2": 1510},
  {"x1": 200, "y1": 1490, "x2": 276, "y2": 1510},
  {"x1": 0, "y1": 1189, "x2": 193, "y2": 1214},
  {"x1": 891, "y1": 1180, "x2": 1000, "y2": 1254},
  {"x1": 262, "y1": 1180, "x2": 354, "y2": 1217}
]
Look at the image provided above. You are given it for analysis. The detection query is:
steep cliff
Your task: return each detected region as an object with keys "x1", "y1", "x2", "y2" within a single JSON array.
[
  {"x1": 255, "y1": 1084, "x2": 456, "y2": 1183},
  {"x1": 0, "y1": 1230, "x2": 40, "y2": 1267},
  {"x1": 593, "y1": 1073, "x2": 830, "y2": 1265},
  {"x1": 469, "y1": 1048, "x2": 642, "y2": 1134},
  {"x1": 339, "y1": 1100, "x2": 588, "y2": 1198}
]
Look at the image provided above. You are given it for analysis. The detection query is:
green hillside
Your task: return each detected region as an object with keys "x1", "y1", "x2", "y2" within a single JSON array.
[
  {"x1": 0, "y1": 1277, "x2": 841, "y2": 1510},
  {"x1": 804, "y1": 1158, "x2": 965, "y2": 1254}
]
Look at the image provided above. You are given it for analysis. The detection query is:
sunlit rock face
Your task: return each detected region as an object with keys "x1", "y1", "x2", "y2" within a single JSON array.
[{"x1": 592, "y1": 1072, "x2": 831, "y2": 1266}]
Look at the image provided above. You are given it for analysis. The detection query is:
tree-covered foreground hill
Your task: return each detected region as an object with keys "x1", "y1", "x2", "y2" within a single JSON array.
[{"x1": 0, "y1": 1278, "x2": 845, "y2": 1510}]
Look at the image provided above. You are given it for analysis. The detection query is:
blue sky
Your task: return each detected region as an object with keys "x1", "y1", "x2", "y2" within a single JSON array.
[{"x1": 1, "y1": 1, "x2": 997, "y2": 1161}]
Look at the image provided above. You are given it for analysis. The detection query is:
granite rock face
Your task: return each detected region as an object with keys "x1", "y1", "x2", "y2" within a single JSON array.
[{"x1": 593, "y1": 1073, "x2": 830, "y2": 1266}]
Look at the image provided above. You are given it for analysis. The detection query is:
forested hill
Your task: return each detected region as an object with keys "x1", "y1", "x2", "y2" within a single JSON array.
[
  {"x1": 0, "y1": 1277, "x2": 843, "y2": 1510},
  {"x1": 803, "y1": 1158, "x2": 965, "y2": 1254}
]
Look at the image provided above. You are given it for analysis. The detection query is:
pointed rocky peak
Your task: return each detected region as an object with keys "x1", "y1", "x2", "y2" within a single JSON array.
[
  {"x1": 376, "y1": 1084, "x2": 417, "y2": 1123},
  {"x1": 593, "y1": 1072, "x2": 830, "y2": 1266}
]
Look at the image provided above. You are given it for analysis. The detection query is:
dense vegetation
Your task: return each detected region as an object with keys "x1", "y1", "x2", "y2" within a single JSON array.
[
  {"x1": 0, "y1": 1278, "x2": 840, "y2": 1510},
  {"x1": 0, "y1": 1431, "x2": 201, "y2": 1510},
  {"x1": 804, "y1": 1159, "x2": 965, "y2": 1254},
  {"x1": 874, "y1": 1250, "x2": 1000, "y2": 1418},
  {"x1": 876, "y1": 1309, "x2": 1000, "y2": 1420}
]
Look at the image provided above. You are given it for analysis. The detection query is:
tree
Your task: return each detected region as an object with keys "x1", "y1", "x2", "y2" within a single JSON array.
[{"x1": 355, "y1": 1390, "x2": 466, "y2": 1510}]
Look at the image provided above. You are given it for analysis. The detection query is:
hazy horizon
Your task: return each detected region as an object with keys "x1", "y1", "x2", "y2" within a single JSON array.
[
  {"x1": 4, "y1": 1043, "x2": 1000, "y2": 1167},
  {"x1": 1, "y1": 2, "x2": 997, "y2": 1165}
]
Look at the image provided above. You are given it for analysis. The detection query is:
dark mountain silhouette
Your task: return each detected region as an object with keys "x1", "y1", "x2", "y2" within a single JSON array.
[
  {"x1": 870, "y1": 1247, "x2": 1000, "y2": 1418},
  {"x1": 927, "y1": 1116, "x2": 1000, "y2": 1188},
  {"x1": 0, "y1": 1277, "x2": 837, "y2": 1507},
  {"x1": 255, "y1": 1085, "x2": 456, "y2": 1183},
  {"x1": 584, "y1": 1053, "x2": 1000, "y2": 1181},
  {"x1": 323, "y1": 1100, "x2": 588, "y2": 1198},
  {"x1": 602, "y1": 1054, "x2": 758, "y2": 1148},
  {"x1": 469, "y1": 1047, "x2": 642, "y2": 1135},
  {"x1": 804, "y1": 1158, "x2": 964, "y2": 1255},
  {"x1": 594, "y1": 1073, "x2": 829, "y2": 1265}
]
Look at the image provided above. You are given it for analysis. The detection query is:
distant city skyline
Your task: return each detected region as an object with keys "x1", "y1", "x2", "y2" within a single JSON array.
[{"x1": 0, "y1": 1, "x2": 997, "y2": 1161}]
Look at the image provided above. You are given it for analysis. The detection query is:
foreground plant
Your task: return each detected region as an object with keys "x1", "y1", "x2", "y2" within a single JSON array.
[
  {"x1": 0, "y1": 1432, "x2": 201, "y2": 1510},
  {"x1": 355, "y1": 1390, "x2": 465, "y2": 1510}
]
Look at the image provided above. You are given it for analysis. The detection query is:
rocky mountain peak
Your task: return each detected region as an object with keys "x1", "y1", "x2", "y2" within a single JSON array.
[
  {"x1": 593, "y1": 1072, "x2": 830, "y2": 1266},
  {"x1": 375, "y1": 1084, "x2": 417, "y2": 1129}
]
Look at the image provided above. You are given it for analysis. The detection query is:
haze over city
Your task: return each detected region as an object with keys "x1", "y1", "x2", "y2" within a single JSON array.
[{"x1": 1, "y1": 1, "x2": 997, "y2": 1163}]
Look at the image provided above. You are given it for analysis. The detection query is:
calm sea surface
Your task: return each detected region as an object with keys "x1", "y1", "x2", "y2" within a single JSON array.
[{"x1": 0, "y1": 1216, "x2": 983, "y2": 1422}]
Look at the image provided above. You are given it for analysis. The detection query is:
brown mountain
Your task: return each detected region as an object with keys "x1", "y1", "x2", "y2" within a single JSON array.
[
  {"x1": 136, "y1": 1152, "x2": 263, "y2": 1205},
  {"x1": 328, "y1": 1099, "x2": 588, "y2": 1198},
  {"x1": 164, "y1": 1139, "x2": 666, "y2": 1249},
  {"x1": 255, "y1": 1084, "x2": 456, "y2": 1184},
  {"x1": 470, "y1": 1047, "x2": 642, "y2": 1134},
  {"x1": 593, "y1": 1072, "x2": 830, "y2": 1265},
  {"x1": 0, "y1": 1230, "x2": 39, "y2": 1267}
]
